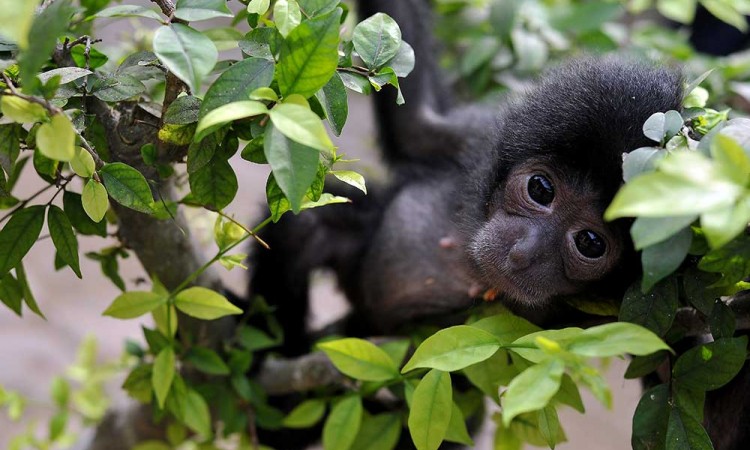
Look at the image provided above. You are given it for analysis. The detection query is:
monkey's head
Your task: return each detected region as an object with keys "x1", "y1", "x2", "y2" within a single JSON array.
[{"x1": 466, "y1": 57, "x2": 683, "y2": 307}]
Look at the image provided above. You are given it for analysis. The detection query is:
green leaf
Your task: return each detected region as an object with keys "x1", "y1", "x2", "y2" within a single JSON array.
[
  {"x1": 302, "y1": 193, "x2": 349, "y2": 210},
  {"x1": 0, "y1": 125, "x2": 21, "y2": 176},
  {"x1": 698, "y1": 235, "x2": 750, "y2": 287},
  {"x1": 33, "y1": 149, "x2": 58, "y2": 183},
  {"x1": 70, "y1": 147, "x2": 96, "y2": 178},
  {"x1": 63, "y1": 191, "x2": 107, "y2": 236},
  {"x1": 709, "y1": 301, "x2": 736, "y2": 339},
  {"x1": 351, "y1": 413, "x2": 401, "y2": 450},
  {"x1": 0, "y1": 0, "x2": 36, "y2": 48},
  {"x1": 331, "y1": 170, "x2": 366, "y2": 194},
  {"x1": 188, "y1": 158, "x2": 238, "y2": 209},
  {"x1": 643, "y1": 112, "x2": 666, "y2": 142},
  {"x1": 502, "y1": 359, "x2": 564, "y2": 426},
  {"x1": 0, "y1": 273, "x2": 23, "y2": 316},
  {"x1": 200, "y1": 57, "x2": 275, "y2": 117},
  {"x1": 625, "y1": 351, "x2": 670, "y2": 379},
  {"x1": 567, "y1": 322, "x2": 670, "y2": 358},
  {"x1": 174, "y1": 286, "x2": 242, "y2": 319},
  {"x1": 81, "y1": 180, "x2": 109, "y2": 223},
  {"x1": 463, "y1": 350, "x2": 516, "y2": 403},
  {"x1": 550, "y1": 1, "x2": 622, "y2": 32},
  {"x1": 18, "y1": 0, "x2": 75, "y2": 87},
  {"x1": 323, "y1": 396, "x2": 363, "y2": 450},
  {"x1": 0, "y1": 206, "x2": 45, "y2": 277},
  {"x1": 352, "y1": 13, "x2": 402, "y2": 69},
  {"x1": 510, "y1": 328, "x2": 583, "y2": 363},
  {"x1": 187, "y1": 130, "x2": 223, "y2": 174},
  {"x1": 282, "y1": 399, "x2": 326, "y2": 428},
  {"x1": 266, "y1": 174, "x2": 291, "y2": 221},
  {"x1": 606, "y1": 152, "x2": 743, "y2": 220},
  {"x1": 701, "y1": 200, "x2": 750, "y2": 249},
  {"x1": 339, "y1": 72, "x2": 372, "y2": 94},
  {"x1": 269, "y1": 103, "x2": 335, "y2": 152},
  {"x1": 0, "y1": 96, "x2": 47, "y2": 124},
  {"x1": 632, "y1": 384, "x2": 669, "y2": 450},
  {"x1": 701, "y1": 0, "x2": 747, "y2": 32},
  {"x1": 402, "y1": 325, "x2": 500, "y2": 373},
  {"x1": 15, "y1": 261, "x2": 43, "y2": 318},
  {"x1": 554, "y1": 374, "x2": 585, "y2": 413},
  {"x1": 444, "y1": 402, "x2": 473, "y2": 446},
  {"x1": 153, "y1": 23, "x2": 218, "y2": 94},
  {"x1": 657, "y1": 0, "x2": 696, "y2": 23},
  {"x1": 315, "y1": 72, "x2": 348, "y2": 136},
  {"x1": 238, "y1": 325, "x2": 280, "y2": 351},
  {"x1": 100, "y1": 162, "x2": 154, "y2": 214},
  {"x1": 95, "y1": 5, "x2": 163, "y2": 21},
  {"x1": 298, "y1": 0, "x2": 340, "y2": 17},
  {"x1": 47, "y1": 205, "x2": 81, "y2": 278},
  {"x1": 277, "y1": 8, "x2": 342, "y2": 98},
  {"x1": 89, "y1": 74, "x2": 147, "y2": 102},
  {"x1": 318, "y1": 338, "x2": 400, "y2": 381},
  {"x1": 152, "y1": 303, "x2": 178, "y2": 337},
  {"x1": 37, "y1": 113, "x2": 76, "y2": 162},
  {"x1": 103, "y1": 291, "x2": 167, "y2": 319},
  {"x1": 182, "y1": 388, "x2": 212, "y2": 438},
  {"x1": 470, "y1": 313, "x2": 542, "y2": 344},
  {"x1": 158, "y1": 122, "x2": 196, "y2": 146},
  {"x1": 247, "y1": 0, "x2": 271, "y2": 15},
  {"x1": 274, "y1": 0, "x2": 302, "y2": 37},
  {"x1": 152, "y1": 347, "x2": 175, "y2": 409},
  {"x1": 619, "y1": 278, "x2": 678, "y2": 336},
  {"x1": 164, "y1": 95, "x2": 201, "y2": 125},
  {"x1": 263, "y1": 123, "x2": 320, "y2": 213},
  {"x1": 195, "y1": 101, "x2": 267, "y2": 142},
  {"x1": 666, "y1": 405, "x2": 713, "y2": 450},
  {"x1": 38, "y1": 67, "x2": 93, "y2": 85},
  {"x1": 386, "y1": 41, "x2": 416, "y2": 78},
  {"x1": 631, "y1": 215, "x2": 695, "y2": 249},
  {"x1": 239, "y1": 28, "x2": 277, "y2": 60},
  {"x1": 672, "y1": 336, "x2": 748, "y2": 391},
  {"x1": 537, "y1": 406, "x2": 561, "y2": 449},
  {"x1": 408, "y1": 369, "x2": 452, "y2": 450},
  {"x1": 185, "y1": 347, "x2": 231, "y2": 375},
  {"x1": 641, "y1": 226, "x2": 692, "y2": 292},
  {"x1": 174, "y1": 0, "x2": 232, "y2": 21}
]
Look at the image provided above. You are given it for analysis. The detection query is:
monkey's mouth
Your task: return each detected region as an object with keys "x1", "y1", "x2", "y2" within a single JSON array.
[{"x1": 487, "y1": 272, "x2": 553, "y2": 307}]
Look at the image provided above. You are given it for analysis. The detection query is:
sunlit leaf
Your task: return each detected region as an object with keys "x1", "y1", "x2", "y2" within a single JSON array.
[{"x1": 153, "y1": 23, "x2": 218, "y2": 94}]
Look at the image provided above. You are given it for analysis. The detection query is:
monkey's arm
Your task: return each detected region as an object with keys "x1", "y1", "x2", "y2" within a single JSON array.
[{"x1": 357, "y1": 0, "x2": 497, "y2": 164}]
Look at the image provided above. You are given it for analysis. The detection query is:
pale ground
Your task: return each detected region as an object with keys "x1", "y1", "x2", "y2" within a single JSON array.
[{"x1": 0, "y1": 7, "x2": 640, "y2": 449}]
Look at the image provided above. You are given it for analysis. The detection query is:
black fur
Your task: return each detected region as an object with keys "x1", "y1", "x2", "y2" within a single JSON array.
[{"x1": 246, "y1": 1, "x2": 750, "y2": 449}]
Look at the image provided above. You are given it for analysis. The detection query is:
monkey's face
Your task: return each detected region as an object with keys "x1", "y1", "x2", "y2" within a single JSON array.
[{"x1": 467, "y1": 160, "x2": 624, "y2": 306}]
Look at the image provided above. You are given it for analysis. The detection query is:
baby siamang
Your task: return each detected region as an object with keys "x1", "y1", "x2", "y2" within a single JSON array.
[
  {"x1": 247, "y1": 1, "x2": 750, "y2": 449},
  {"x1": 250, "y1": 0, "x2": 682, "y2": 351}
]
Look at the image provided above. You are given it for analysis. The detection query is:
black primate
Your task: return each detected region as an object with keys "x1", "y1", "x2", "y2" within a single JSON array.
[
  {"x1": 250, "y1": 0, "x2": 682, "y2": 353},
  {"x1": 246, "y1": 0, "x2": 750, "y2": 449}
]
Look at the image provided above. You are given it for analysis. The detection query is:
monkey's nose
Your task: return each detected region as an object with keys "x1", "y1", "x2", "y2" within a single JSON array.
[{"x1": 507, "y1": 240, "x2": 536, "y2": 271}]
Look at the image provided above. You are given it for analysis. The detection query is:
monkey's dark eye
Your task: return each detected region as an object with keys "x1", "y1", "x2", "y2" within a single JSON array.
[
  {"x1": 574, "y1": 230, "x2": 606, "y2": 258},
  {"x1": 527, "y1": 175, "x2": 555, "y2": 206}
]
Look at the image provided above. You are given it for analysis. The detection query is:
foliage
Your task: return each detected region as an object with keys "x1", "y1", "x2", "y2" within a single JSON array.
[
  {"x1": 1, "y1": 1, "x2": 750, "y2": 450},
  {"x1": 1, "y1": 337, "x2": 125, "y2": 450}
]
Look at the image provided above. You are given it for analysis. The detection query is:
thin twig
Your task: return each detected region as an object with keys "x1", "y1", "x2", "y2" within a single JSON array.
[
  {"x1": 76, "y1": 128, "x2": 106, "y2": 169},
  {"x1": 151, "y1": 0, "x2": 177, "y2": 17},
  {"x1": 1, "y1": 73, "x2": 61, "y2": 115},
  {"x1": 0, "y1": 183, "x2": 57, "y2": 224},
  {"x1": 216, "y1": 210, "x2": 270, "y2": 250}
]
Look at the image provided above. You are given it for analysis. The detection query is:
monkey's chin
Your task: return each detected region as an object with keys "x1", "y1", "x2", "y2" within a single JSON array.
[{"x1": 487, "y1": 275, "x2": 553, "y2": 309}]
